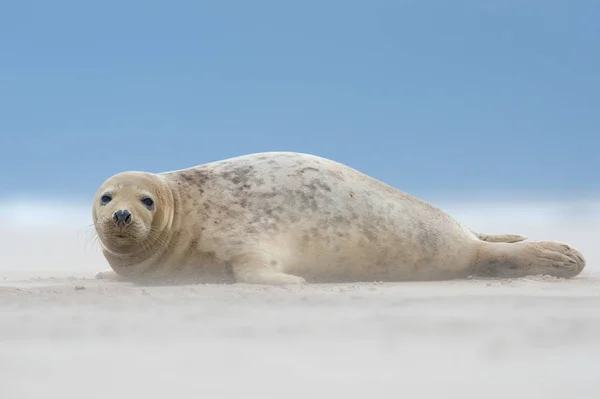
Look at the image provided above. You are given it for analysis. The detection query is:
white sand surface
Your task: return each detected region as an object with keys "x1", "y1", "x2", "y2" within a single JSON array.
[{"x1": 1, "y1": 200, "x2": 599, "y2": 399}]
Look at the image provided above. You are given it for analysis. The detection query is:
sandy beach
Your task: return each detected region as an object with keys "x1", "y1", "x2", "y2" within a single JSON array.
[{"x1": 1, "y1": 200, "x2": 599, "y2": 399}]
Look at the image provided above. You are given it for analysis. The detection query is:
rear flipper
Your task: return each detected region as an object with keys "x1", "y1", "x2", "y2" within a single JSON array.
[
  {"x1": 471, "y1": 230, "x2": 528, "y2": 243},
  {"x1": 473, "y1": 241, "x2": 585, "y2": 279}
]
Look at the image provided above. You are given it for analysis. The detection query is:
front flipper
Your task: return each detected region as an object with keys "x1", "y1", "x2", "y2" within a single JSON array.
[
  {"x1": 95, "y1": 269, "x2": 129, "y2": 282},
  {"x1": 230, "y1": 253, "x2": 307, "y2": 285}
]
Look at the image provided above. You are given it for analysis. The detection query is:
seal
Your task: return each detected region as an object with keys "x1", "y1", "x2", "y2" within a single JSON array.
[{"x1": 92, "y1": 152, "x2": 586, "y2": 285}]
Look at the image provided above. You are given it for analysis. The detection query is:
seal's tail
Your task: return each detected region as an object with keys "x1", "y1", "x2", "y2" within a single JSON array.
[{"x1": 471, "y1": 231, "x2": 528, "y2": 243}]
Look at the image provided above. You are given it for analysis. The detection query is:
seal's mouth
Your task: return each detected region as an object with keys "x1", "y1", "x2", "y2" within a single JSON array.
[
  {"x1": 98, "y1": 227, "x2": 134, "y2": 242},
  {"x1": 96, "y1": 218, "x2": 147, "y2": 249}
]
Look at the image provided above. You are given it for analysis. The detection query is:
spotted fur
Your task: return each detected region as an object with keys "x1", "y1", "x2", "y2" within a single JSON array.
[{"x1": 93, "y1": 152, "x2": 586, "y2": 285}]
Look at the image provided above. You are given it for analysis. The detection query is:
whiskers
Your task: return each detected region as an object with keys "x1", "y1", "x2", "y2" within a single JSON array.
[
  {"x1": 83, "y1": 216, "x2": 121, "y2": 253},
  {"x1": 139, "y1": 227, "x2": 173, "y2": 259},
  {"x1": 84, "y1": 222, "x2": 102, "y2": 253},
  {"x1": 87, "y1": 215, "x2": 172, "y2": 259}
]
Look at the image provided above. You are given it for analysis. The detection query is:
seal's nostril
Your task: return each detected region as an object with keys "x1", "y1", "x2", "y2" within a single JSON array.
[
  {"x1": 113, "y1": 209, "x2": 132, "y2": 225},
  {"x1": 124, "y1": 210, "x2": 132, "y2": 224}
]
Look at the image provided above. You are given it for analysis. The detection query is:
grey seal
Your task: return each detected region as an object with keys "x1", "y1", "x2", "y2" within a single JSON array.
[{"x1": 92, "y1": 152, "x2": 586, "y2": 285}]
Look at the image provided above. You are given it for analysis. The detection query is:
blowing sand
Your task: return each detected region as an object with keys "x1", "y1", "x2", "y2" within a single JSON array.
[{"x1": 1, "y1": 199, "x2": 599, "y2": 399}]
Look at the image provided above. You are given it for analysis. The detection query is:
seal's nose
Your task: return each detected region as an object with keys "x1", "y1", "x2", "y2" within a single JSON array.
[{"x1": 112, "y1": 209, "x2": 132, "y2": 225}]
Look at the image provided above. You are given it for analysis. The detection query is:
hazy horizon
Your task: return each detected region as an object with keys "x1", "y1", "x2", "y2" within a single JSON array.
[{"x1": 2, "y1": 197, "x2": 598, "y2": 277}]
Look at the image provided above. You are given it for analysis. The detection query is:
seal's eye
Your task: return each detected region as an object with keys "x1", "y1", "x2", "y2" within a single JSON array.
[
  {"x1": 141, "y1": 197, "x2": 154, "y2": 209},
  {"x1": 100, "y1": 195, "x2": 112, "y2": 205}
]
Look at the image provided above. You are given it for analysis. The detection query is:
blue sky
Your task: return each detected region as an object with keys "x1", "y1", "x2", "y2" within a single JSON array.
[{"x1": 1, "y1": 0, "x2": 598, "y2": 203}]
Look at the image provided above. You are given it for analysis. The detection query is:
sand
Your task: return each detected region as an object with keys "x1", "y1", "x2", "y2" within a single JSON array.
[{"x1": 1, "y1": 200, "x2": 599, "y2": 399}]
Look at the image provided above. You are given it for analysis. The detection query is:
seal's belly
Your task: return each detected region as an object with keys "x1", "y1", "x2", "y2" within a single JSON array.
[
  {"x1": 173, "y1": 152, "x2": 480, "y2": 282},
  {"x1": 275, "y1": 196, "x2": 478, "y2": 282}
]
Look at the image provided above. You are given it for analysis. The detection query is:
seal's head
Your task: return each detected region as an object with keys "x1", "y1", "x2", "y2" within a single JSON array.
[{"x1": 92, "y1": 171, "x2": 174, "y2": 255}]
